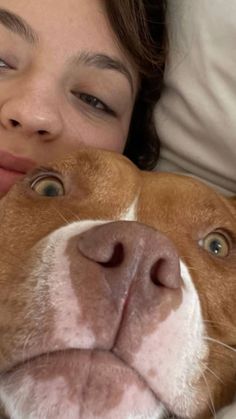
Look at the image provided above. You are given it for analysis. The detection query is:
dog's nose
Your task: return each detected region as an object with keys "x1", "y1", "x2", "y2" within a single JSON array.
[{"x1": 77, "y1": 221, "x2": 182, "y2": 290}]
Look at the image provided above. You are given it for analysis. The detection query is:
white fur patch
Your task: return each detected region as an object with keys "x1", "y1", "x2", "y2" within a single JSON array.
[
  {"x1": 32, "y1": 220, "x2": 109, "y2": 348},
  {"x1": 131, "y1": 260, "x2": 208, "y2": 417},
  {"x1": 120, "y1": 198, "x2": 138, "y2": 221}
]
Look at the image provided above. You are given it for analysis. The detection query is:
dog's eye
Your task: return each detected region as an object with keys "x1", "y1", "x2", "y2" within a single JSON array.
[
  {"x1": 31, "y1": 176, "x2": 65, "y2": 197},
  {"x1": 200, "y1": 232, "x2": 230, "y2": 257}
]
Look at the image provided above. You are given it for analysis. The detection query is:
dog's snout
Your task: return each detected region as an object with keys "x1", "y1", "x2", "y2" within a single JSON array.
[{"x1": 77, "y1": 221, "x2": 182, "y2": 290}]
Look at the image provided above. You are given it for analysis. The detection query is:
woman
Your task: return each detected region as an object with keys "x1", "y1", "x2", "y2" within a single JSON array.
[{"x1": 0, "y1": 0, "x2": 166, "y2": 196}]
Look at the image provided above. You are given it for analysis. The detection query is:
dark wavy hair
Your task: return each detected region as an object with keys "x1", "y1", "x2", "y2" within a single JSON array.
[{"x1": 105, "y1": 0, "x2": 167, "y2": 170}]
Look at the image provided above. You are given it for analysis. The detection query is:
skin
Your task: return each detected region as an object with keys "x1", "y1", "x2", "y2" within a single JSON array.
[{"x1": 0, "y1": 0, "x2": 139, "y2": 194}]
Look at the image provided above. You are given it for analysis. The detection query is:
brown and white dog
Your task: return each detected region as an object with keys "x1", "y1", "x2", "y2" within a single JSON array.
[{"x1": 0, "y1": 148, "x2": 235, "y2": 419}]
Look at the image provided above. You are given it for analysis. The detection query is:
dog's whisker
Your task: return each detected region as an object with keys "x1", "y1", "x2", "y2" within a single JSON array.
[
  {"x1": 51, "y1": 203, "x2": 83, "y2": 224},
  {"x1": 203, "y1": 319, "x2": 228, "y2": 325},
  {"x1": 186, "y1": 266, "x2": 204, "y2": 274},
  {"x1": 183, "y1": 265, "x2": 206, "y2": 276},
  {"x1": 41, "y1": 334, "x2": 51, "y2": 357},
  {"x1": 204, "y1": 336, "x2": 236, "y2": 354},
  {"x1": 178, "y1": 260, "x2": 207, "y2": 277},
  {"x1": 51, "y1": 204, "x2": 71, "y2": 224},
  {"x1": 203, "y1": 319, "x2": 236, "y2": 332},
  {"x1": 207, "y1": 348, "x2": 236, "y2": 367},
  {"x1": 64, "y1": 209, "x2": 81, "y2": 222},
  {"x1": 22, "y1": 332, "x2": 34, "y2": 364},
  {"x1": 200, "y1": 367, "x2": 217, "y2": 418},
  {"x1": 199, "y1": 360, "x2": 224, "y2": 385}
]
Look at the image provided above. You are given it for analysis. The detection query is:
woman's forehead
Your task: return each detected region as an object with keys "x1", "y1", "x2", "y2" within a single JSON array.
[
  {"x1": 0, "y1": 0, "x2": 138, "y2": 88},
  {"x1": 0, "y1": 0, "x2": 114, "y2": 48}
]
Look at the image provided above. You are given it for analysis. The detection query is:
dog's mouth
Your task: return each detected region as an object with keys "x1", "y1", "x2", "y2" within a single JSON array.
[{"x1": 0, "y1": 349, "x2": 172, "y2": 419}]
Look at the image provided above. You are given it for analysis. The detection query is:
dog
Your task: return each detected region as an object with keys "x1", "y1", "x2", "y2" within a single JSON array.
[{"x1": 0, "y1": 148, "x2": 235, "y2": 419}]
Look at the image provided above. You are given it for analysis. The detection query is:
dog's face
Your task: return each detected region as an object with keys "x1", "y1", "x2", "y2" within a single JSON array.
[{"x1": 0, "y1": 148, "x2": 235, "y2": 419}]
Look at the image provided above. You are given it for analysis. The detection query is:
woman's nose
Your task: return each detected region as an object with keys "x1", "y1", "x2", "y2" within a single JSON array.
[{"x1": 0, "y1": 87, "x2": 63, "y2": 141}]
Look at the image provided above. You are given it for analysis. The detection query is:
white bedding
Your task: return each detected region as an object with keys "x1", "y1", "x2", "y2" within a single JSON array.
[{"x1": 154, "y1": 0, "x2": 236, "y2": 196}]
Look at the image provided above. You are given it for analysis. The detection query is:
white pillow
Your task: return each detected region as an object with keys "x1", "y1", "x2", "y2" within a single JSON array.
[{"x1": 154, "y1": 0, "x2": 236, "y2": 195}]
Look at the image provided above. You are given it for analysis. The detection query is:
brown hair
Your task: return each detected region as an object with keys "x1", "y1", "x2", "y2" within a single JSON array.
[{"x1": 105, "y1": 0, "x2": 167, "y2": 170}]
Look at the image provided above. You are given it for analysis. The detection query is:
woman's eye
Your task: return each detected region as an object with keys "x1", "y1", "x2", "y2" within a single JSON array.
[
  {"x1": 0, "y1": 59, "x2": 9, "y2": 69},
  {"x1": 73, "y1": 92, "x2": 115, "y2": 116}
]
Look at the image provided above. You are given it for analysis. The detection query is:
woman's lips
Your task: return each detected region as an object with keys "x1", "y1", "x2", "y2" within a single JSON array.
[
  {"x1": 0, "y1": 150, "x2": 36, "y2": 195},
  {"x1": 0, "y1": 167, "x2": 25, "y2": 194}
]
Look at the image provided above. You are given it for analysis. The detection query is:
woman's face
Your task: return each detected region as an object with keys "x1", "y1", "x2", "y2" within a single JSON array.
[{"x1": 0, "y1": 0, "x2": 138, "y2": 194}]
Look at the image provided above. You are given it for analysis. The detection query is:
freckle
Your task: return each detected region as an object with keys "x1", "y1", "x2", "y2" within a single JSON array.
[
  {"x1": 148, "y1": 368, "x2": 157, "y2": 378},
  {"x1": 63, "y1": 327, "x2": 70, "y2": 332}
]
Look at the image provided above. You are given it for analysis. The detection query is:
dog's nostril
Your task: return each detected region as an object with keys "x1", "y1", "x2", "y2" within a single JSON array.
[
  {"x1": 100, "y1": 243, "x2": 124, "y2": 268},
  {"x1": 150, "y1": 256, "x2": 181, "y2": 289},
  {"x1": 150, "y1": 259, "x2": 166, "y2": 287}
]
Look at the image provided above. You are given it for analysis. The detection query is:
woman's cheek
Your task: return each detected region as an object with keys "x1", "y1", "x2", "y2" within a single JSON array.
[{"x1": 63, "y1": 106, "x2": 130, "y2": 153}]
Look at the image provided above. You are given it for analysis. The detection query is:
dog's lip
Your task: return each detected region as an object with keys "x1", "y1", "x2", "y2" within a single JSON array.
[
  {"x1": 5, "y1": 348, "x2": 139, "y2": 376},
  {"x1": 4, "y1": 349, "x2": 171, "y2": 409},
  {"x1": 0, "y1": 149, "x2": 36, "y2": 173},
  {"x1": 3, "y1": 349, "x2": 168, "y2": 418}
]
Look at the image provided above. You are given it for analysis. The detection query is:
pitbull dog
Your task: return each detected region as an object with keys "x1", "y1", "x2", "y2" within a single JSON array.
[{"x1": 0, "y1": 148, "x2": 235, "y2": 419}]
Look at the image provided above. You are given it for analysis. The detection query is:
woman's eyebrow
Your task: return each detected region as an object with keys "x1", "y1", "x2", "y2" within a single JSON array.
[
  {"x1": 70, "y1": 51, "x2": 134, "y2": 95},
  {"x1": 0, "y1": 8, "x2": 39, "y2": 44}
]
